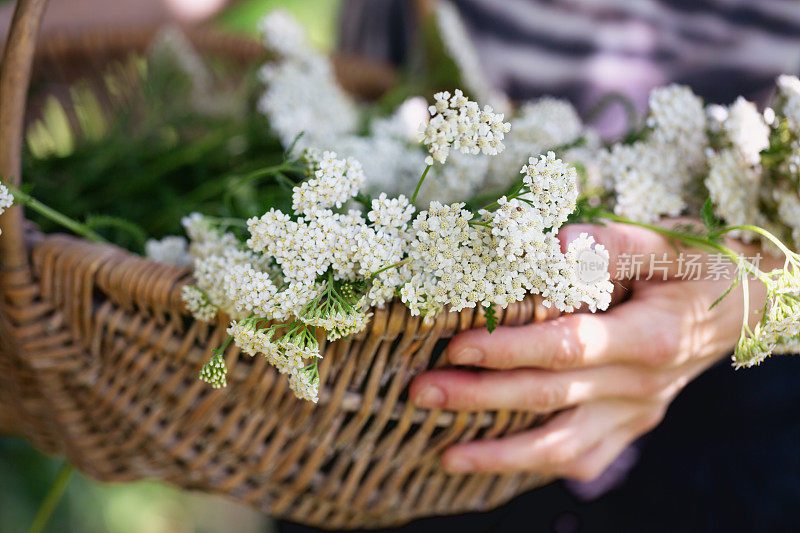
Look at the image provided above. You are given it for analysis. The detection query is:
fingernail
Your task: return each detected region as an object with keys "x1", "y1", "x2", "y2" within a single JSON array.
[
  {"x1": 415, "y1": 385, "x2": 445, "y2": 408},
  {"x1": 452, "y1": 348, "x2": 483, "y2": 365},
  {"x1": 444, "y1": 454, "x2": 475, "y2": 473}
]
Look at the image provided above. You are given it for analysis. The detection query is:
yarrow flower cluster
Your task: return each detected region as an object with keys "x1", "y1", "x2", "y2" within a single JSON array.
[
  {"x1": 419, "y1": 89, "x2": 510, "y2": 166},
  {"x1": 145, "y1": 236, "x2": 190, "y2": 267},
  {"x1": 186, "y1": 149, "x2": 423, "y2": 401},
  {"x1": 399, "y1": 152, "x2": 610, "y2": 318},
  {"x1": 199, "y1": 352, "x2": 227, "y2": 389},
  {"x1": 292, "y1": 151, "x2": 365, "y2": 214},
  {"x1": 705, "y1": 149, "x2": 761, "y2": 241},
  {"x1": 702, "y1": 75, "x2": 800, "y2": 253},
  {"x1": 723, "y1": 97, "x2": 770, "y2": 166},
  {"x1": 601, "y1": 85, "x2": 707, "y2": 223},
  {"x1": 257, "y1": 11, "x2": 358, "y2": 151},
  {"x1": 0, "y1": 183, "x2": 12, "y2": 235},
  {"x1": 258, "y1": 9, "x2": 310, "y2": 62},
  {"x1": 367, "y1": 193, "x2": 415, "y2": 234},
  {"x1": 701, "y1": 96, "x2": 771, "y2": 244},
  {"x1": 732, "y1": 254, "x2": 800, "y2": 369},
  {"x1": 520, "y1": 151, "x2": 579, "y2": 229},
  {"x1": 182, "y1": 285, "x2": 218, "y2": 322},
  {"x1": 258, "y1": 57, "x2": 359, "y2": 151}
]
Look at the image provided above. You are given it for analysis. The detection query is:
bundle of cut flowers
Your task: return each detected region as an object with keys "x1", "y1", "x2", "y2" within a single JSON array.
[
  {"x1": 181, "y1": 87, "x2": 613, "y2": 401},
  {"x1": 4, "y1": 9, "x2": 800, "y2": 405}
]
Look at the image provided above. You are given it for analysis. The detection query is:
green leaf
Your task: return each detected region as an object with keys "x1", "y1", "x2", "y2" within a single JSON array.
[
  {"x1": 701, "y1": 198, "x2": 721, "y2": 232},
  {"x1": 565, "y1": 195, "x2": 609, "y2": 226},
  {"x1": 483, "y1": 303, "x2": 498, "y2": 333},
  {"x1": 709, "y1": 274, "x2": 740, "y2": 311},
  {"x1": 284, "y1": 131, "x2": 305, "y2": 159},
  {"x1": 85, "y1": 214, "x2": 148, "y2": 252}
]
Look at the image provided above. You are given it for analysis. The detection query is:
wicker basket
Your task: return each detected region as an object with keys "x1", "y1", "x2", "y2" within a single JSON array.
[{"x1": 0, "y1": 1, "x2": 558, "y2": 528}]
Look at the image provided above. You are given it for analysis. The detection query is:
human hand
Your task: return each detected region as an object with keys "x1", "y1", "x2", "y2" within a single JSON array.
[{"x1": 410, "y1": 221, "x2": 779, "y2": 481}]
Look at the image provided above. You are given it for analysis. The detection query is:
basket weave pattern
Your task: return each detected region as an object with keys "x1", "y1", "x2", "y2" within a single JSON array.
[{"x1": 0, "y1": 1, "x2": 554, "y2": 528}]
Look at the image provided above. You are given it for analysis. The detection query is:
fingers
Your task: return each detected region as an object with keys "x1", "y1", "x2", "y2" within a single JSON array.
[
  {"x1": 559, "y1": 222, "x2": 686, "y2": 280},
  {"x1": 447, "y1": 296, "x2": 681, "y2": 370},
  {"x1": 559, "y1": 404, "x2": 665, "y2": 481},
  {"x1": 411, "y1": 365, "x2": 672, "y2": 412},
  {"x1": 557, "y1": 423, "x2": 642, "y2": 482},
  {"x1": 441, "y1": 400, "x2": 651, "y2": 474}
]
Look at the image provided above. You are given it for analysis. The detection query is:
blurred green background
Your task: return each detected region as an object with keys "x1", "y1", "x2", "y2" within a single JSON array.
[
  {"x1": 218, "y1": 0, "x2": 341, "y2": 49},
  {"x1": 1, "y1": 1, "x2": 340, "y2": 532}
]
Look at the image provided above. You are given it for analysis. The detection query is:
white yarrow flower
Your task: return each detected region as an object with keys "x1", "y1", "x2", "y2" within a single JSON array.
[
  {"x1": 602, "y1": 85, "x2": 707, "y2": 223},
  {"x1": 258, "y1": 9, "x2": 311, "y2": 61},
  {"x1": 145, "y1": 236, "x2": 190, "y2": 267},
  {"x1": 646, "y1": 84, "x2": 707, "y2": 146},
  {"x1": 368, "y1": 193, "x2": 415, "y2": 234},
  {"x1": 289, "y1": 366, "x2": 320, "y2": 403},
  {"x1": 292, "y1": 151, "x2": 365, "y2": 214},
  {"x1": 419, "y1": 89, "x2": 510, "y2": 165},
  {"x1": 706, "y1": 148, "x2": 762, "y2": 240},
  {"x1": 182, "y1": 285, "x2": 218, "y2": 322},
  {"x1": 258, "y1": 57, "x2": 359, "y2": 152},
  {"x1": 0, "y1": 183, "x2": 12, "y2": 236},
  {"x1": 777, "y1": 74, "x2": 800, "y2": 133},
  {"x1": 520, "y1": 151, "x2": 579, "y2": 229},
  {"x1": 724, "y1": 97, "x2": 769, "y2": 165}
]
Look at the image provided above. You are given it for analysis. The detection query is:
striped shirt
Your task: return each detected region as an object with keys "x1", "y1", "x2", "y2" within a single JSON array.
[{"x1": 340, "y1": 0, "x2": 800, "y2": 127}]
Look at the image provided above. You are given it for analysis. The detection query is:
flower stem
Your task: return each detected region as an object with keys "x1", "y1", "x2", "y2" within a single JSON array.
[
  {"x1": 27, "y1": 462, "x2": 74, "y2": 533},
  {"x1": 411, "y1": 165, "x2": 432, "y2": 204},
  {"x1": 599, "y1": 212, "x2": 737, "y2": 260},
  {"x1": 479, "y1": 182, "x2": 526, "y2": 212},
  {"x1": 724, "y1": 225, "x2": 797, "y2": 259},
  {"x1": 213, "y1": 334, "x2": 233, "y2": 356},
  {"x1": 4, "y1": 182, "x2": 109, "y2": 244},
  {"x1": 222, "y1": 162, "x2": 301, "y2": 207},
  {"x1": 205, "y1": 216, "x2": 248, "y2": 228},
  {"x1": 740, "y1": 270, "x2": 751, "y2": 333},
  {"x1": 370, "y1": 257, "x2": 410, "y2": 278}
]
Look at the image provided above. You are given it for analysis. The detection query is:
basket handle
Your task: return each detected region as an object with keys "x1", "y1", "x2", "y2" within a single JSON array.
[{"x1": 0, "y1": 0, "x2": 49, "y2": 274}]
